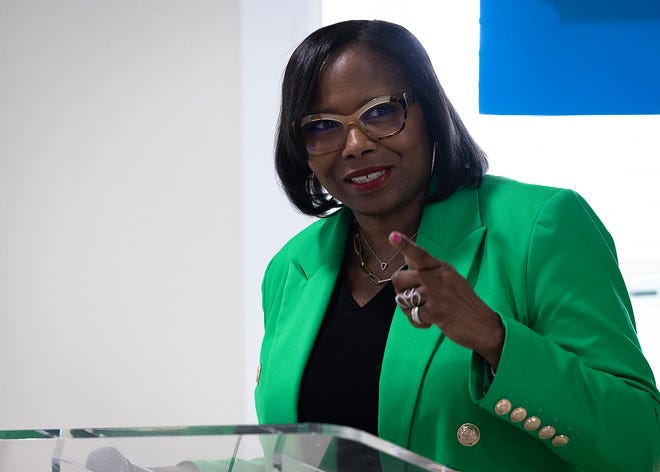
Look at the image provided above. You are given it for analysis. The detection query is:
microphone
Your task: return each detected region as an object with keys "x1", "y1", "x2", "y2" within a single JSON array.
[{"x1": 85, "y1": 446, "x2": 153, "y2": 472}]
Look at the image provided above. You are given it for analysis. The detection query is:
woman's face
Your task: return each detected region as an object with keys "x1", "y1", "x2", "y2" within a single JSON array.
[{"x1": 305, "y1": 45, "x2": 432, "y2": 221}]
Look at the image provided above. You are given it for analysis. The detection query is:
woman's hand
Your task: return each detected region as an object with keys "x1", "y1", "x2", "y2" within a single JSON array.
[{"x1": 389, "y1": 231, "x2": 504, "y2": 368}]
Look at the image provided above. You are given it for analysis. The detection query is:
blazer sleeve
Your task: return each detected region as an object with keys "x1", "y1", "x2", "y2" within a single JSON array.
[{"x1": 470, "y1": 189, "x2": 660, "y2": 471}]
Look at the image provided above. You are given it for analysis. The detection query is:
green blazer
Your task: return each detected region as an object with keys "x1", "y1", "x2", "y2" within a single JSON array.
[{"x1": 255, "y1": 175, "x2": 660, "y2": 471}]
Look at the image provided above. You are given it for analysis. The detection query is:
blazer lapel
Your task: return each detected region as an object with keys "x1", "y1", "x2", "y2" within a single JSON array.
[
  {"x1": 378, "y1": 186, "x2": 487, "y2": 447},
  {"x1": 264, "y1": 210, "x2": 352, "y2": 422}
]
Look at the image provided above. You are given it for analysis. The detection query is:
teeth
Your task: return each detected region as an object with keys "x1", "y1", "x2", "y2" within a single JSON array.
[{"x1": 350, "y1": 170, "x2": 385, "y2": 184}]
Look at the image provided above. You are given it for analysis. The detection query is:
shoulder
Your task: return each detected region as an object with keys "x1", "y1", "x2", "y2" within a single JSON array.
[
  {"x1": 478, "y1": 175, "x2": 592, "y2": 225},
  {"x1": 479, "y1": 175, "x2": 563, "y2": 208},
  {"x1": 268, "y1": 218, "x2": 327, "y2": 262},
  {"x1": 269, "y1": 210, "x2": 347, "y2": 262},
  {"x1": 263, "y1": 208, "x2": 351, "y2": 281},
  {"x1": 478, "y1": 174, "x2": 615, "y2": 254}
]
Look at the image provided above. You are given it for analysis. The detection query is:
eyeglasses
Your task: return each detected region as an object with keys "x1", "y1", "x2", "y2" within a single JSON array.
[{"x1": 300, "y1": 92, "x2": 415, "y2": 155}]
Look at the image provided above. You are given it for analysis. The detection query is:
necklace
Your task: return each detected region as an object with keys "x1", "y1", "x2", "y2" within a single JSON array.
[
  {"x1": 357, "y1": 230, "x2": 401, "y2": 271},
  {"x1": 353, "y1": 232, "x2": 399, "y2": 284},
  {"x1": 352, "y1": 230, "x2": 418, "y2": 285}
]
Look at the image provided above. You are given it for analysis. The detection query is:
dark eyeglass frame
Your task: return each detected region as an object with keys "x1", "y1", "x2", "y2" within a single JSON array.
[{"x1": 300, "y1": 92, "x2": 416, "y2": 155}]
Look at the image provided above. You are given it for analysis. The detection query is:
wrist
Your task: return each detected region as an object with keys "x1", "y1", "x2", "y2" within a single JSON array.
[{"x1": 480, "y1": 311, "x2": 505, "y2": 369}]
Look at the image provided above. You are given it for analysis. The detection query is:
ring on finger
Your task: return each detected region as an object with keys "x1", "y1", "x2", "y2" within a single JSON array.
[
  {"x1": 411, "y1": 306, "x2": 422, "y2": 325},
  {"x1": 395, "y1": 287, "x2": 421, "y2": 310}
]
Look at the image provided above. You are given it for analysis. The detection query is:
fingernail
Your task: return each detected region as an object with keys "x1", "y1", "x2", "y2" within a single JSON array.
[{"x1": 390, "y1": 231, "x2": 402, "y2": 244}]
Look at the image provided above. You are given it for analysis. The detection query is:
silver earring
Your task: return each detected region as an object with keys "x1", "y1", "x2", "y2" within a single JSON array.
[{"x1": 430, "y1": 143, "x2": 437, "y2": 174}]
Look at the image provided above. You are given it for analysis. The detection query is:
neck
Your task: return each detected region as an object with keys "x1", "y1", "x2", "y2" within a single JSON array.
[
  {"x1": 352, "y1": 207, "x2": 423, "y2": 254},
  {"x1": 351, "y1": 207, "x2": 422, "y2": 283}
]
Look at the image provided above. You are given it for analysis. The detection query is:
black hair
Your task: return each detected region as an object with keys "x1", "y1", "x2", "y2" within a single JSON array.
[{"x1": 275, "y1": 19, "x2": 488, "y2": 216}]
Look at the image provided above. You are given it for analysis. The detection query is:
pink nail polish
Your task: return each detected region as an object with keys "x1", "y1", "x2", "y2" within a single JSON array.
[{"x1": 390, "y1": 231, "x2": 402, "y2": 243}]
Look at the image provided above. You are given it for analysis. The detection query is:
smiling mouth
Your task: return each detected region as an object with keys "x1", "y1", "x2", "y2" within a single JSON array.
[{"x1": 347, "y1": 170, "x2": 387, "y2": 184}]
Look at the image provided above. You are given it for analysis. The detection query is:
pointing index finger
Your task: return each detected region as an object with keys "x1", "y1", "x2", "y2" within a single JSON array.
[{"x1": 389, "y1": 231, "x2": 437, "y2": 270}]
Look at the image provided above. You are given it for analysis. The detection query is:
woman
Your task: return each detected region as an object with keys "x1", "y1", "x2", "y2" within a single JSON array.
[{"x1": 255, "y1": 19, "x2": 659, "y2": 471}]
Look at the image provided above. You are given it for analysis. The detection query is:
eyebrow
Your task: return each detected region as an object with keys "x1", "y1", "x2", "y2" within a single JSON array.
[{"x1": 307, "y1": 93, "x2": 396, "y2": 117}]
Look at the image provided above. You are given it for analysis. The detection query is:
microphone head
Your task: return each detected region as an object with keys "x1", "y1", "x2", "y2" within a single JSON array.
[{"x1": 85, "y1": 446, "x2": 130, "y2": 472}]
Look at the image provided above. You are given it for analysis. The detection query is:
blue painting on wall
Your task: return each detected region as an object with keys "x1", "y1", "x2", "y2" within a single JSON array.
[{"x1": 479, "y1": 0, "x2": 660, "y2": 115}]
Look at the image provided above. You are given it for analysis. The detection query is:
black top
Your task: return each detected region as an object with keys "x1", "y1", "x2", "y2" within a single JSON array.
[{"x1": 298, "y1": 274, "x2": 396, "y2": 436}]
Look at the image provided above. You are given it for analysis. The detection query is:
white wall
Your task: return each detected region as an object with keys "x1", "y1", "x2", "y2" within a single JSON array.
[{"x1": 0, "y1": 0, "x2": 246, "y2": 429}]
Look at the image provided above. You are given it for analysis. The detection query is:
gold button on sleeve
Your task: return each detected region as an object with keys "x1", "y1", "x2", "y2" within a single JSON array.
[
  {"x1": 538, "y1": 425, "x2": 556, "y2": 440},
  {"x1": 551, "y1": 435, "x2": 570, "y2": 447},
  {"x1": 524, "y1": 416, "x2": 541, "y2": 431},
  {"x1": 494, "y1": 399, "x2": 512, "y2": 416},
  {"x1": 457, "y1": 423, "x2": 481, "y2": 447},
  {"x1": 509, "y1": 407, "x2": 527, "y2": 423}
]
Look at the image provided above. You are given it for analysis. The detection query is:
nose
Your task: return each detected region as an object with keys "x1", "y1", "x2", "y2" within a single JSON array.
[{"x1": 341, "y1": 123, "x2": 377, "y2": 159}]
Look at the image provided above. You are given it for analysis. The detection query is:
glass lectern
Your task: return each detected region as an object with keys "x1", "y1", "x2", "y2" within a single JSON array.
[{"x1": 0, "y1": 423, "x2": 457, "y2": 471}]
